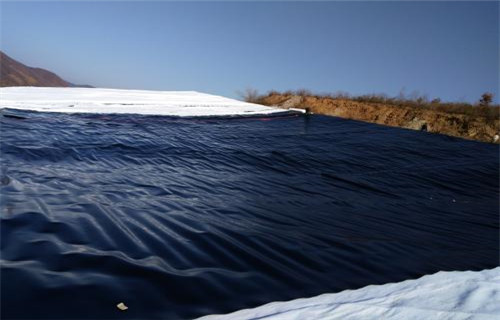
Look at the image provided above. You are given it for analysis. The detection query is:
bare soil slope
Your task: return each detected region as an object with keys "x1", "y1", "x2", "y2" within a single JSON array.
[{"x1": 259, "y1": 93, "x2": 499, "y2": 143}]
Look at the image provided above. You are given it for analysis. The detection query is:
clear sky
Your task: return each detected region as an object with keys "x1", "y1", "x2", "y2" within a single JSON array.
[{"x1": 0, "y1": 1, "x2": 498, "y2": 102}]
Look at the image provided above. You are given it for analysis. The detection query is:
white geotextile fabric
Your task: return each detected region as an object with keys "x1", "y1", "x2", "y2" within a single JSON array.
[
  {"x1": 198, "y1": 268, "x2": 500, "y2": 320},
  {"x1": 0, "y1": 87, "x2": 285, "y2": 117}
]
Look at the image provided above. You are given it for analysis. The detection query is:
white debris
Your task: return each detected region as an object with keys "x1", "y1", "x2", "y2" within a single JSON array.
[
  {"x1": 198, "y1": 267, "x2": 500, "y2": 320},
  {"x1": 288, "y1": 108, "x2": 307, "y2": 113},
  {"x1": 116, "y1": 302, "x2": 128, "y2": 311},
  {"x1": 0, "y1": 87, "x2": 287, "y2": 117}
]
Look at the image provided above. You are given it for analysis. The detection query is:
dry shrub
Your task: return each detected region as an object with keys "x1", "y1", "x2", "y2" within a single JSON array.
[
  {"x1": 238, "y1": 88, "x2": 261, "y2": 103},
  {"x1": 255, "y1": 89, "x2": 499, "y2": 121}
]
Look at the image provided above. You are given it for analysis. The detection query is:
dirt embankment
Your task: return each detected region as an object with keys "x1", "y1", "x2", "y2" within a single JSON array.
[{"x1": 259, "y1": 94, "x2": 500, "y2": 144}]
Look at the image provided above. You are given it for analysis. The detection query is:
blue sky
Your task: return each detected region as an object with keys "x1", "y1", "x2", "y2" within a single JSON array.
[{"x1": 1, "y1": 1, "x2": 498, "y2": 102}]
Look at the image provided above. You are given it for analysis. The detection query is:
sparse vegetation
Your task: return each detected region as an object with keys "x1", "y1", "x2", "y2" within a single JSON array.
[
  {"x1": 479, "y1": 92, "x2": 493, "y2": 107},
  {"x1": 237, "y1": 88, "x2": 261, "y2": 104},
  {"x1": 247, "y1": 89, "x2": 499, "y2": 121},
  {"x1": 242, "y1": 89, "x2": 499, "y2": 143}
]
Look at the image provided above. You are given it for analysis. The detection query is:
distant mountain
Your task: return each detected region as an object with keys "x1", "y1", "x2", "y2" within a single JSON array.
[{"x1": 0, "y1": 51, "x2": 92, "y2": 88}]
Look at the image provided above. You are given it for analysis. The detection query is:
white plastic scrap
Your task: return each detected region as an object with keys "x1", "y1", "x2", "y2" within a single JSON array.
[{"x1": 116, "y1": 302, "x2": 128, "y2": 311}]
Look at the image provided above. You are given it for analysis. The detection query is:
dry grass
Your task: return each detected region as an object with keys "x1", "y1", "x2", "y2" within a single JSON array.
[
  {"x1": 250, "y1": 89, "x2": 500, "y2": 121},
  {"x1": 237, "y1": 88, "x2": 261, "y2": 104}
]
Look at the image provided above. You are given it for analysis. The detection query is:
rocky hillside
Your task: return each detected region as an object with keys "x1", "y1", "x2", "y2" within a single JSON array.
[
  {"x1": 0, "y1": 51, "x2": 90, "y2": 88},
  {"x1": 257, "y1": 93, "x2": 499, "y2": 144}
]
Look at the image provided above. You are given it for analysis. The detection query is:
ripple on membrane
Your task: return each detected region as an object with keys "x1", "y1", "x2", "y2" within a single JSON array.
[{"x1": 0, "y1": 106, "x2": 498, "y2": 319}]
